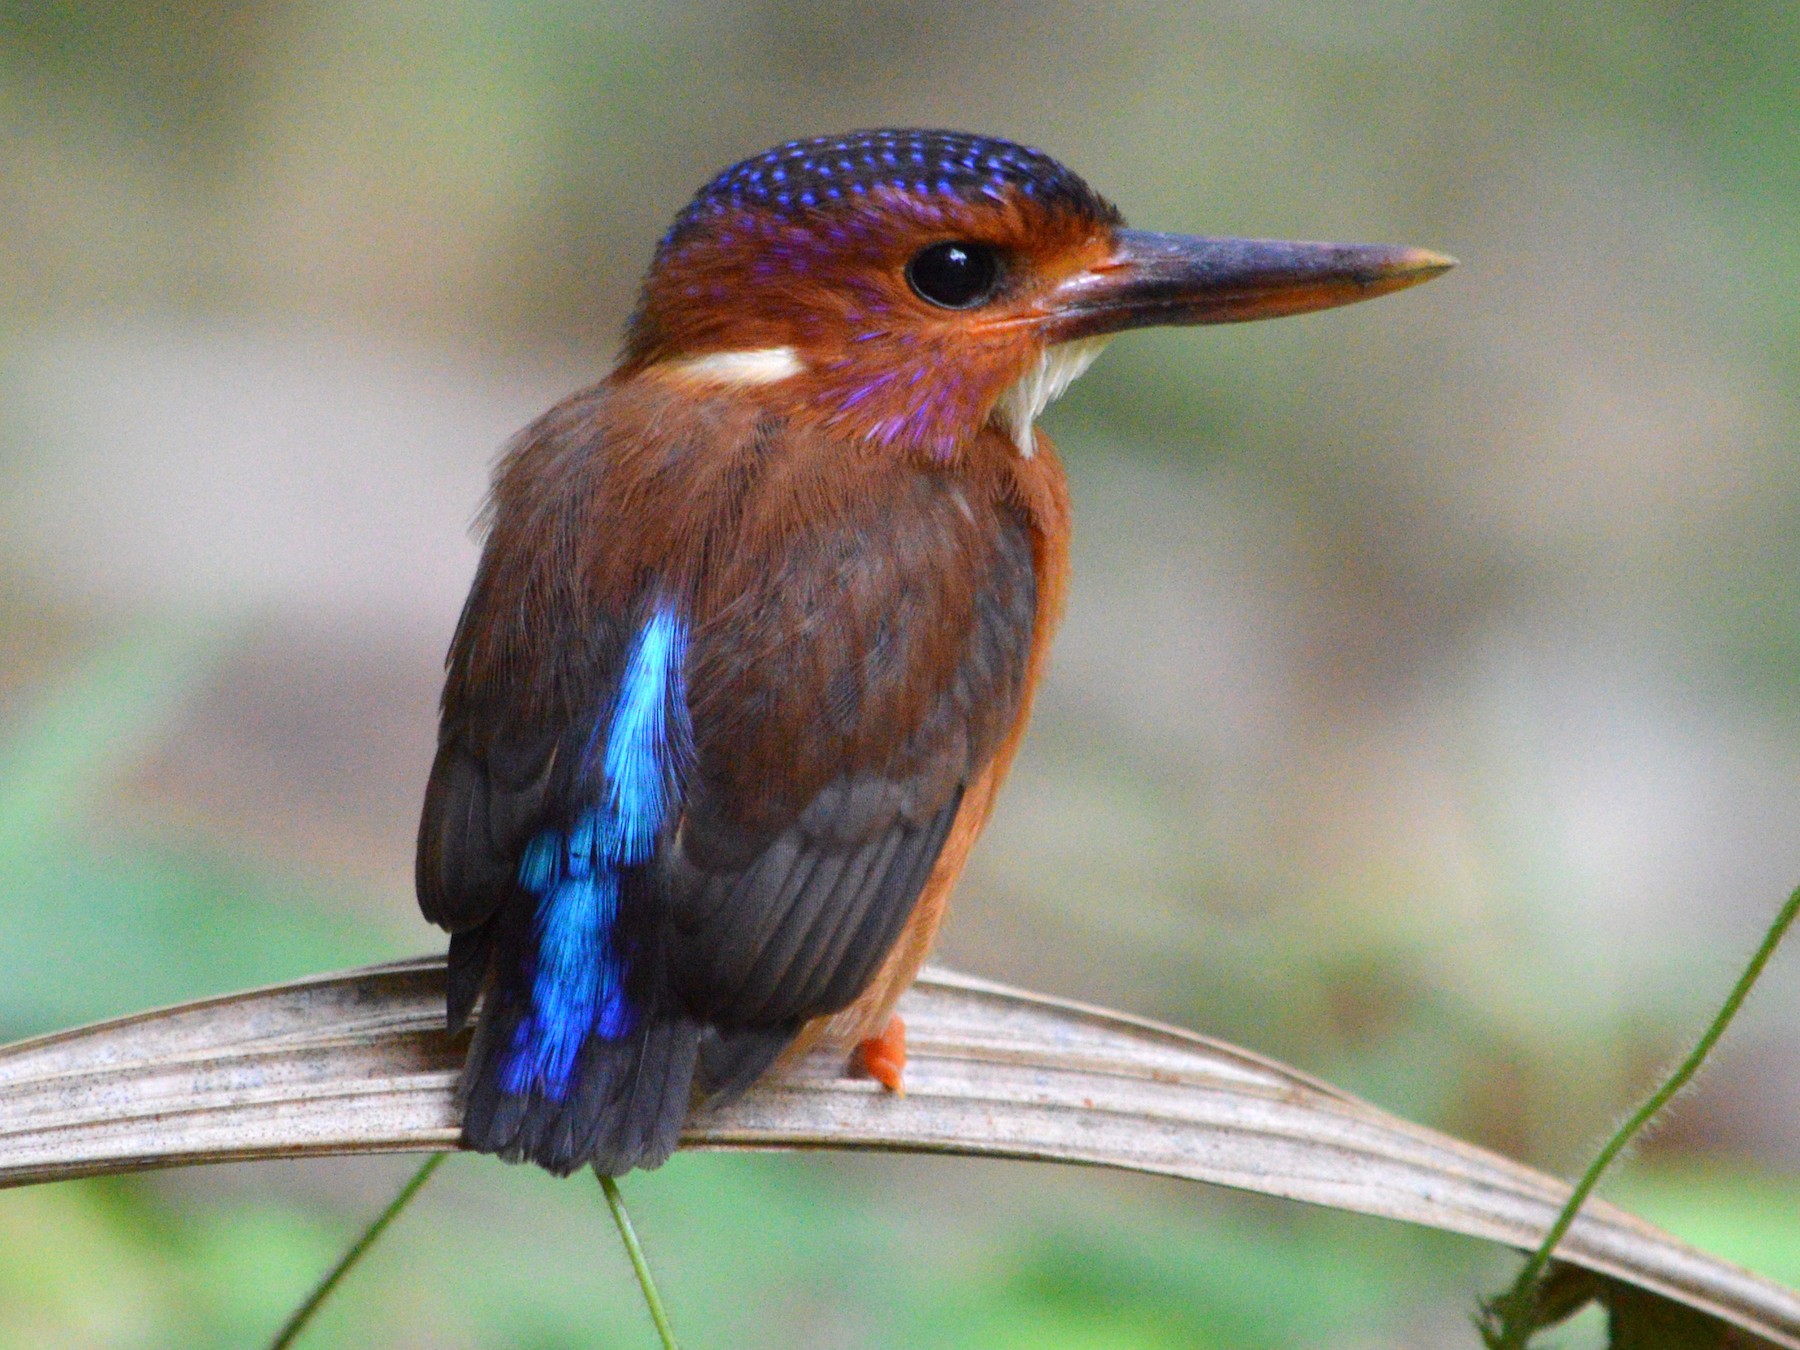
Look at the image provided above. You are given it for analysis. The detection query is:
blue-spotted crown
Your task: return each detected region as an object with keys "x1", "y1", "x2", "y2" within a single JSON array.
[{"x1": 660, "y1": 129, "x2": 1119, "y2": 252}]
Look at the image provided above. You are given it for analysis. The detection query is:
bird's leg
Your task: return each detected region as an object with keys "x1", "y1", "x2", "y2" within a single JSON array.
[{"x1": 856, "y1": 1015, "x2": 907, "y2": 1094}]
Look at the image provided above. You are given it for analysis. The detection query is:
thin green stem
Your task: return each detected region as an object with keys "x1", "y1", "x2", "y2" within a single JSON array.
[
  {"x1": 598, "y1": 1172, "x2": 680, "y2": 1350},
  {"x1": 1487, "y1": 880, "x2": 1800, "y2": 1348},
  {"x1": 268, "y1": 1152, "x2": 446, "y2": 1350}
]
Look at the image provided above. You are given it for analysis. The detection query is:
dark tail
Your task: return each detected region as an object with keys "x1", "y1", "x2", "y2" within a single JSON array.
[
  {"x1": 455, "y1": 915, "x2": 702, "y2": 1177},
  {"x1": 695, "y1": 1024, "x2": 799, "y2": 1104},
  {"x1": 450, "y1": 908, "x2": 803, "y2": 1176}
]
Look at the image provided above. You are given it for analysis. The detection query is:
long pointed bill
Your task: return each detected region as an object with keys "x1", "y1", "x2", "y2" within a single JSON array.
[{"x1": 1042, "y1": 229, "x2": 1455, "y2": 341}]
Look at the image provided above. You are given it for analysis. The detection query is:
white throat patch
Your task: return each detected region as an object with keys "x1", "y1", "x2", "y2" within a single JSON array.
[
  {"x1": 994, "y1": 336, "x2": 1111, "y2": 456},
  {"x1": 666, "y1": 346, "x2": 805, "y2": 385}
]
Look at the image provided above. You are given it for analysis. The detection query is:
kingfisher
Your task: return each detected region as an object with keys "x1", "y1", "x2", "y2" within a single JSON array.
[{"x1": 417, "y1": 128, "x2": 1451, "y2": 1176}]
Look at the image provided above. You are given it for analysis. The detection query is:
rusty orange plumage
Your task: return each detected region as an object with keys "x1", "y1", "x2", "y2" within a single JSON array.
[{"x1": 416, "y1": 129, "x2": 1451, "y2": 1175}]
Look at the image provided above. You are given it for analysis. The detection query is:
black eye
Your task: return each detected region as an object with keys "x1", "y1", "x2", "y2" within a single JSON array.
[{"x1": 906, "y1": 241, "x2": 1001, "y2": 309}]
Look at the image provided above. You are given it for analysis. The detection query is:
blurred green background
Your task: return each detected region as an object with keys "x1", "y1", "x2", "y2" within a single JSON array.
[{"x1": 2, "y1": 2, "x2": 1798, "y2": 1346}]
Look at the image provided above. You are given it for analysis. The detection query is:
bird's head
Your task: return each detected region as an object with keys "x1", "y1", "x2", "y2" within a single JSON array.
[{"x1": 622, "y1": 129, "x2": 1451, "y2": 460}]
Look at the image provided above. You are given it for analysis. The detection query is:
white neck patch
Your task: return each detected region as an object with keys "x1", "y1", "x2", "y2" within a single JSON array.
[
  {"x1": 993, "y1": 336, "x2": 1111, "y2": 456},
  {"x1": 666, "y1": 346, "x2": 805, "y2": 385}
]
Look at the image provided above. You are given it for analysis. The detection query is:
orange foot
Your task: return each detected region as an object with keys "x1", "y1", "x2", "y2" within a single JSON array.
[{"x1": 856, "y1": 1015, "x2": 907, "y2": 1095}]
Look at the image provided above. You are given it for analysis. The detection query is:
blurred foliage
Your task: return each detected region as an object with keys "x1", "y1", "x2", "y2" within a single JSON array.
[
  {"x1": 1487, "y1": 1263, "x2": 1783, "y2": 1350},
  {"x1": 0, "y1": 621, "x2": 391, "y2": 1034},
  {"x1": 1, "y1": 0, "x2": 1798, "y2": 1345}
]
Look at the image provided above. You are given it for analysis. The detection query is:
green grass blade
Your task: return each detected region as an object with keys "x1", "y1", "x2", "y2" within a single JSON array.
[
  {"x1": 1482, "y1": 880, "x2": 1800, "y2": 1347},
  {"x1": 268, "y1": 1152, "x2": 447, "y2": 1349},
  {"x1": 599, "y1": 1172, "x2": 680, "y2": 1350}
]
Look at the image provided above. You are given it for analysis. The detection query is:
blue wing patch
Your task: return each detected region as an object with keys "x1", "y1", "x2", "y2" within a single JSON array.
[{"x1": 502, "y1": 606, "x2": 692, "y2": 1099}]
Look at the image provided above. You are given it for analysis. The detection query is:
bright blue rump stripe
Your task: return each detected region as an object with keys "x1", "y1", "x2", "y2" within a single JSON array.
[
  {"x1": 603, "y1": 608, "x2": 691, "y2": 861},
  {"x1": 501, "y1": 606, "x2": 692, "y2": 1100}
]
